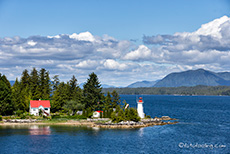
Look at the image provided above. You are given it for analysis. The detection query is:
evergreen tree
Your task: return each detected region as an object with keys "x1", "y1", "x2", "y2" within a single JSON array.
[
  {"x1": 51, "y1": 82, "x2": 70, "y2": 112},
  {"x1": 38, "y1": 68, "x2": 51, "y2": 100},
  {"x1": 30, "y1": 68, "x2": 40, "y2": 99},
  {"x1": 20, "y1": 69, "x2": 31, "y2": 111},
  {"x1": 44, "y1": 70, "x2": 51, "y2": 99},
  {"x1": 0, "y1": 74, "x2": 13, "y2": 115},
  {"x1": 39, "y1": 68, "x2": 46, "y2": 99},
  {"x1": 105, "y1": 91, "x2": 112, "y2": 107},
  {"x1": 83, "y1": 72, "x2": 104, "y2": 110},
  {"x1": 20, "y1": 69, "x2": 30, "y2": 90},
  {"x1": 68, "y1": 75, "x2": 83, "y2": 103},
  {"x1": 63, "y1": 100, "x2": 85, "y2": 115},
  {"x1": 127, "y1": 108, "x2": 140, "y2": 122},
  {"x1": 52, "y1": 75, "x2": 60, "y2": 94},
  {"x1": 111, "y1": 90, "x2": 120, "y2": 108},
  {"x1": 12, "y1": 78, "x2": 25, "y2": 112}
]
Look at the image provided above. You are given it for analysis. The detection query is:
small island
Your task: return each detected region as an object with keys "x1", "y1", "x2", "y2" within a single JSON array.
[{"x1": 0, "y1": 68, "x2": 178, "y2": 128}]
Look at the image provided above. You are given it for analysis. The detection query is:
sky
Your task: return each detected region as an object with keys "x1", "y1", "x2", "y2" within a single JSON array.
[{"x1": 0, "y1": 0, "x2": 230, "y2": 86}]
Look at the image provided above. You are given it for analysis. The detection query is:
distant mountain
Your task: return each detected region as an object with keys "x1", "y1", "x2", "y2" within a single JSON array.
[
  {"x1": 154, "y1": 69, "x2": 230, "y2": 87},
  {"x1": 127, "y1": 80, "x2": 159, "y2": 88}
]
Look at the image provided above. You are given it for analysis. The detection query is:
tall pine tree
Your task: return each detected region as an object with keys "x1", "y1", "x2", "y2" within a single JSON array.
[
  {"x1": 19, "y1": 69, "x2": 31, "y2": 111},
  {"x1": 0, "y1": 74, "x2": 13, "y2": 115},
  {"x1": 83, "y1": 72, "x2": 104, "y2": 110},
  {"x1": 38, "y1": 68, "x2": 51, "y2": 100},
  {"x1": 111, "y1": 90, "x2": 120, "y2": 108},
  {"x1": 51, "y1": 82, "x2": 70, "y2": 112},
  {"x1": 30, "y1": 68, "x2": 40, "y2": 100},
  {"x1": 69, "y1": 75, "x2": 83, "y2": 101}
]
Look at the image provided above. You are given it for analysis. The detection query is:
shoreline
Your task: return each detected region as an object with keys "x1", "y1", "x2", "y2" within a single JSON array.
[{"x1": 0, "y1": 117, "x2": 178, "y2": 129}]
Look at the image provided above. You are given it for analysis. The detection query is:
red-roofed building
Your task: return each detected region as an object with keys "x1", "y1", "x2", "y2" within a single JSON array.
[
  {"x1": 30, "y1": 100, "x2": 51, "y2": 116},
  {"x1": 93, "y1": 111, "x2": 103, "y2": 118}
]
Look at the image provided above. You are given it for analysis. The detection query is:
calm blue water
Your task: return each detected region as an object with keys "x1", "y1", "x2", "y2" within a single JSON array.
[{"x1": 0, "y1": 95, "x2": 229, "y2": 154}]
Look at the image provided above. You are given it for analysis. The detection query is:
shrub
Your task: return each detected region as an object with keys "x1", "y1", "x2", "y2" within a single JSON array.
[
  {"x1": 0, "y1": 115, "x2": 2, "y2": 121},
  {"x1": 15, "y1": 110, "x2": 23, "y2": 116},
  {"x1": 69, "y1": 115, "x2": 87, "y2": 119},
  {"x1": 51, "y1": 115, "x2": 61, "y2": 119},
  {"x1": 20, "y1": 113, "x2": 26, "y2": 119}
]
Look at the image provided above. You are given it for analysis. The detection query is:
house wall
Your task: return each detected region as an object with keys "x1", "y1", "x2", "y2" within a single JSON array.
[
  {"x1": 30, "y1": 105, "x2": 50, "y2": 116},
  {"x1": 30, "y1": 107, "x2": 39, "y2": 116}
]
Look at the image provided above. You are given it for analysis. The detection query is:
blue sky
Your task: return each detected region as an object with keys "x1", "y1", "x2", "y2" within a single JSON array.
[
  {"x1": 1, "y1": 0, "x2": 229, "y2": 39},
  {"x1": 0, "y1": 0, "x2": 230, "y2": 86}
]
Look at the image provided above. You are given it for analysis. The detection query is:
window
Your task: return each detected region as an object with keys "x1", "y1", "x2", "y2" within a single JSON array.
[
  {"x1": 45, "y1": 108, "x2": 48, "y2": 110},
  {"x1": 33, "y1": 109, "x2": 36, "y2": 111}
]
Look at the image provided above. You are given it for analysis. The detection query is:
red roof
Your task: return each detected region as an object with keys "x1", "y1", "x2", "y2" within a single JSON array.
[
  {"x1": 96, "y1": 111, "x2": 103, "y2": 113},
  {"x1": 30, "y1": 100, "x2": 50, "y2": 108}
]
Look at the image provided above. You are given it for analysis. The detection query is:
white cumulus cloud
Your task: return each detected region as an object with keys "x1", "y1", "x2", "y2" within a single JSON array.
[
  {"x1": 103, "y1": 59, "x2": 128, "y2": 71},
  {"x1": 124, "y1": 45, "x2": 151, "y2": 60},
  {"x1": 69, "y1": 31, "x2": 95, "y2": 42}
]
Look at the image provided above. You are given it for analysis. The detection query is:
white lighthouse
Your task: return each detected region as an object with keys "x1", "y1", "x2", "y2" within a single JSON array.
[{"x1": 137, "y1": 97, "x2": 145, "y2": 118}]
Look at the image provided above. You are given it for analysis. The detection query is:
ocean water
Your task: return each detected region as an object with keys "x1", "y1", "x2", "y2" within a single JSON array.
[{"x1": 0, "y1": 95, "x2": 229, "y2": 154}]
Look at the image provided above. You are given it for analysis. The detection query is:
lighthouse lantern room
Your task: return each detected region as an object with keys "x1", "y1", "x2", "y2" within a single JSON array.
[{"x1": 137, "y1": 97, "x2": 145, "y2": 118}]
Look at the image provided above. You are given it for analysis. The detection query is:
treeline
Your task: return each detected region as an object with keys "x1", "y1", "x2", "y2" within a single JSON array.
[
  {"x1": 0, "y1": 68, "x2": 122, "y2": 116},
  {"x1": 102, "y1": 85, "x2": 230, "y2": 96}
]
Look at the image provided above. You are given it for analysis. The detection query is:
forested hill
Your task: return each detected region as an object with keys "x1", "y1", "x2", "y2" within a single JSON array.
[
  {"x1": 154, "y1": 69, "x2": 230, "y2": 87},
  {"x1": 102, "y1": 86, "x2": 230, "y2": 96}
]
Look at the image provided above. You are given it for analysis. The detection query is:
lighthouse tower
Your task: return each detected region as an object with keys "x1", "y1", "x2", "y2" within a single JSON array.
[{"x1": 137, "y1": 97, "x2": 145, "y2": 118}]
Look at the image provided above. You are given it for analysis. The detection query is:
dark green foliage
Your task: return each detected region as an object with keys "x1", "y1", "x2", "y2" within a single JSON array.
[
  {"x1": 51, "y1": 82, "x2": 70, "y2": 112},
  {"x1": 39, "y1": 109, "x2": 43, "y2": 117},
  {"x1": 15, "y1": 110, "x2": 23, "y2": 116},
  {"x1": 51, "y1": 75, "x2": 83, "y2": 113},
  {"x1": 111, "y1": 105, "x2": 124, "y2": 123},
  {"x1": 105, "y1": 91, "x2": 112, "y2": 107},
  {"x1": 83, "y1": 107, "x2": 93, "y2": 118},
  {"x1": 0, "y1": 115, "x2": 2, "y2": 121},
  {"x1": 83, "y1": 72, "x2": 104, "y2": 110},
  {"x1": 146, "y1": 115, "x2": 151, "y2": 118},
  {"x1": 0, "y1": 74, "x2": 13, "y2": 115},
  {"x1": 51, "y1": 114, "x2": 86, "y2": 120},
  {"x1": 38, "y1": 68, "x2": 51, "y2": 100},
  {"x1": 63, "y1": 100, "x2": 85, "y2": 115},
  {"x1": 19, "y1": 70, "x2": 31, "y2": 111},
  {"x1": 126, "y1": 108, "x2": 140, "y2": 122},
  {"x1": 52, "y1": 75, "x2": 60, "y2": 93},
  {"x1": 111, "y1": 90, "x2": 120, "y2": 108},
  {"x1": 21, "y1": 69, "x2": 30, "y2": 88},
  {"x1": 69, "y1": 75, "x2": 83, "y2": 102},
  {"x1": 30, "y1": 68, "x2": 40, "y2": 100},
  {"x1": 111, "y1": 103, "x2": 140, "y2": 123},
  {"x1": 103, "y1": 86, "x2": 230, "y2": 96}
]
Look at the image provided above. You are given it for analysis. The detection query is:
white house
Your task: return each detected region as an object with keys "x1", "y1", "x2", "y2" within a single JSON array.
[{"x1": 30, "y1": 100, "x2": 51, "y2": 116}]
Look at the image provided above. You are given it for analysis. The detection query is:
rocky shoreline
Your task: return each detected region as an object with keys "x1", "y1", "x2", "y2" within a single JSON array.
[
  {"x1": 92, "y1": 116, "x2": 178, "y2": 129},
  {"x1": 0, "y1": 116, "x2": 178, "y2": 128}
]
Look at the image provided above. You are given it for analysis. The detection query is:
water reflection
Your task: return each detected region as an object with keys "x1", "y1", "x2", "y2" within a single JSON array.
[
  {"x1": 29, "y1": 125, "x2": 51, "y2": 135},
  {"x1": 138, "y1": 127, "x2": 144, "y2": 137}
]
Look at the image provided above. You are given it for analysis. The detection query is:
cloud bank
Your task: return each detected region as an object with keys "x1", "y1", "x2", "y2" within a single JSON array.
[
  {"x1": 140, "y1": 16, "x2": 230, "y2": 69},
  {"x1": 1, "y1": 16, "x2": 230, "y2": 86}
]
